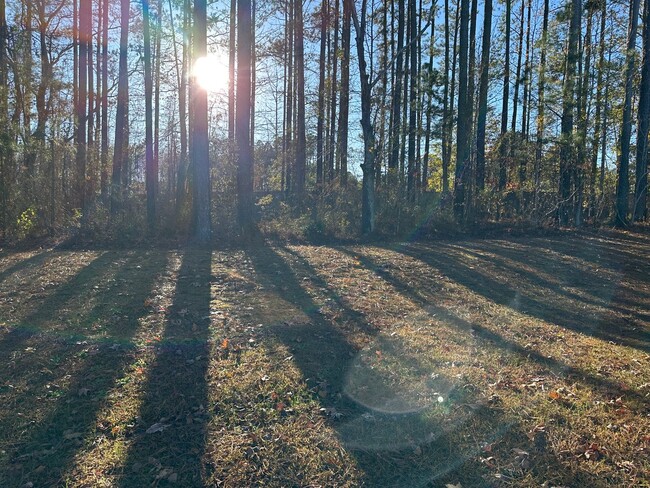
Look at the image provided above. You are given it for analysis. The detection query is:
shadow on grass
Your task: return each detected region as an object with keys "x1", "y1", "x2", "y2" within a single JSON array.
[
  {"x1": 385, "y1": 240, "x2": 650, "y2": 354},
  {"x1": 336, "y1": 246, "x2": 628, "y2": 486},
  {"x1": 0, "y1": 249, "x2": 53, "y2": 284},
  {"x1": 244, "y1": 243, "x2": 541, "y2": 487},
  {"x1": 0, "y1": 251, "x2": 168, "y2": 487},
  {"x1": 453, "y1": 242, "x2": 650, "y2": 324},
  {"x1": 118, "y1": 248, "x2": 212, "y2": 487},
  {"x1": 341, "y1": 246, "x2": 649, "y2": 407}
]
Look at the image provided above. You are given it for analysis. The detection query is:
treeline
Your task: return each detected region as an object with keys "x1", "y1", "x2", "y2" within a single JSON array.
[{"x1": 0, "y1": 0, "x2": 648, "y2": 243}]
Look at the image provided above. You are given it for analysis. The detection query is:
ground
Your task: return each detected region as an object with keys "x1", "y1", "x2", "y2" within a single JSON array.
[{"x1": 0, "y1": 230, "x2": 649, "y2": 487}]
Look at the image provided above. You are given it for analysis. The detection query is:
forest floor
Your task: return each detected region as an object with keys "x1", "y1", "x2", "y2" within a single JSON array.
[{"x1": 0, "y1": 229, "x2": 649, "y2": 487}]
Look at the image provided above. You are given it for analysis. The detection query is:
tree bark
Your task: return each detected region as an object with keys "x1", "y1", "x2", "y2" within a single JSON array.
[
  {"x1": 111, "y1": 0, "x2": 130, "y2": 213},
  {"x1": 634, "y1": 0, "x2": 650, "y2": 221},
  {"x1": 475, "y1": 0, "x2": 491, "y2": 192},
  {"x1": 615, "y1": 0, "x2": 640, "y2": 227},
  {"x1": 192, "y1": 0, "x2": 211, "y2": 242},
  {"x1": 558, "y1": 0, "x2": 581, "y2": 226}
]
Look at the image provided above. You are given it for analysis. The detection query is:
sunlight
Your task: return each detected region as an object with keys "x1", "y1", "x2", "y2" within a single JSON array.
[{"x1": 192, "y1": 54, "x2": 229, "y2": 93}]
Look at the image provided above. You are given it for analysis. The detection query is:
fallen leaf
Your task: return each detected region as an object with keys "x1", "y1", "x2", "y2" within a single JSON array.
[{"x1": 146, "y1": 422, "x2": 170, "y2": 434}]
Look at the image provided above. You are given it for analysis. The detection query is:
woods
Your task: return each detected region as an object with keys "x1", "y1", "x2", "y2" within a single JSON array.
[{"x1": 0, "y1": 0, "x2": 648, "y2": 242}]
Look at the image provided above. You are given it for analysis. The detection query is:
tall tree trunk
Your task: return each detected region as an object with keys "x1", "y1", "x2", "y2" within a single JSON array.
[
  {"x1": 590, "y1": 1, "x2": 606, "y2": 218},
  {"x1": 423, "y1": 0, "x2": 436, "y2": 190},
  {"x1": 615, "y1": 0, "x2": 640, "y2": 227},
  {"x1": 634, "y1": 0, "x2": 650, "y2": 221},
  {"x1": 327, "y1": 0, "x2": 339, "y2": 182},
  {"x1": 250, "y1": 0, "x2": 256, "y2": 150},
  {"x1": 228, "y1": 0, "x2": 236, "y2": 142},
  {"x1": 100, "y1": 0, "x2": 109, "y2": 200},
  {"x1": 154, "y1": 0, "x2": 162, "y2": 193},
  {"x1": 192, "y1": 0, "x2": 211, "y2": 242},
  {"x1": 0, "y1": 0, "x2": 7, "y2": 235},
  {"x1": 77, "y1": 0, "x2": 90, "y2": 212},
  {"x1": 237, "y1": 0, "x2": 254, "y2": 232},
  {"x1": 294, "y1": 0, "x2": 307, "y2": 193},
  {"x1": 388, "y1": 0, "x2": 405, "y2": 180},
  {"x1": 534, "y1": 0, "x2": 549, "y2": 214},
  {"x1": 520, "y1": 0, "x2": 531, "y2": 139},
  {"x1": 454, "y1": 0, "x2": 470, "y2": 220},
  {"x1": 511, "y1": 0, "x2": 524, "y2": 135},
  {"x1": 499, "y1": 0, "x2": 510, "y2": 191},
  {"x1": 112, "y1": 0, "x2": 130, "y2": 213},
  {"x1": 338, "y1": 0, "x2": 351, "y2": 186},
  {"x1": 559, "y1": 0, "x2": 582, "y2": 226},
  {"x1": 316, "y1": 0, "x2": 328, "y2": 187},
  {"x1": 350, "y1": 0, "x2": 376, "y2": 234},
  {"x1": 143, "y1": 0, "x2": 156, "y2": 229},
  {"x1": 284, "y1": 0, "x2": 293, "y2": 192},
  {"x1": 475, "y1": 0, "x2": 491, "y2": 192},
  {"x1": 575, "y1": 9, "x2": 593, "y2": 226},
  {"x1": 407, "y1": 0, "x2": 417, "y2": 197}
]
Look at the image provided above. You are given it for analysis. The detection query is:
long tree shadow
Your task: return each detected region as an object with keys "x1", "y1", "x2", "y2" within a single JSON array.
[
  {"x1": 339, "y1": 246, "x2": 649, "y2": 408},
  {"x1": 118, "y1": 248, "x2": 212, "y2": 487},
  {"x1": 0, "y1": 251, "x2": 168, "y2": 487},
  {"x1": 384, "y1": 241, "x2": 650, "y2": 353},
  {"x1": 244, "y1": 243, "x2": 582, "y2": 487},
  {"x1": 0, "y1": 249, "x2": 53, "y2": 285},
  {"x1": 335, "y1": 246, "x2": 647, "y2": 486},
  {"x1": 450, "y1": 242, "x2": 650, "y2": 324}
]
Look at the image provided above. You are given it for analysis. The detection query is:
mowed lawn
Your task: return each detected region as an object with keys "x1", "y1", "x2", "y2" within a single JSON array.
[{"x1": 0, "y1": 230, "x2": 649, "y2": 487}]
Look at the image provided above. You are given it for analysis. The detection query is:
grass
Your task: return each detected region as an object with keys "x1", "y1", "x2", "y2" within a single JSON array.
[{"x1": 0, "y1": 229, "x2": 648, "y2": 487}]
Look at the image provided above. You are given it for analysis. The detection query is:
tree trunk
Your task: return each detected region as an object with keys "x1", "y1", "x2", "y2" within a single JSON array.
[
  {"x1": 499, "y1": 0, "x2": 510, "y2": 191},
  {"x1": 192, "y1": 0, "x2": 211, "y2": 242},
  {"x1": 454, "y1": 0, "x2": 470, "y2": 220},
  {"x1": 475, "y1": 0, "x2": 491, "y2": 192},
  {"x1": 388, "y1": 0, "x2": 405, "y2": 180},
  {"x1": 558, "y1": 0, "x2": 581, "y2": 226},
  {"x1": 350, "y1": 0, "x2": 376, "y2": 234},
  {"x1": 111, "y1": 0, "x2": 130, "y2": 214},
  {"x1": 316, "y1": 0, "x2": 328, "y2": 187},
  {"x1": 143, "y1": 0, "x2": 156, "y2": 229},
  {"x1": 77, "y1": 0, "x2": 90, "y2": 212},
  {"x1": 237, "y1": 0, "x2": 254, "y2": 232},
  {"x1": 294, "y1": 0, "x2": 307, "y2": 193},
  {"x1": 338, "y1": 0, "x2": 351, "y2": 186},
  {"x1": 615, "y1": 0, "x2": 640, "y2": 227},
  {"x1": 590, "y1": 1, "x2": 606, "y2": 218},
  {"x1": 634, "y1": 0, "x2": 650, "y2": 221},
  {"x1": 406, "y1": 0, "x2": 417, "y2": 198},
  {"x1": 100, "y1": 0, "x2": 109, "y2": 200},
  {"x1": 228, "y1": 0, "x2": 236, "y2": 142},
  {"x1": 534, "y1": 0, "x2": 549, "y2": 214},
  {"x1": 327, "y1": 0, "x2": 338, "y2": 183}
]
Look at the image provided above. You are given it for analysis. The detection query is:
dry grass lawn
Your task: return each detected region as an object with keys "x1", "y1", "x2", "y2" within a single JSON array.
[{"x1": 0, "y1": 229, "x2": 649, "y2": 487}]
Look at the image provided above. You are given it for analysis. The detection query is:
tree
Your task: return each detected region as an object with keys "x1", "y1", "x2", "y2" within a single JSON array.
[
  {"x1": 112, "y1": 0, "x2": 130, "y2": 213},
  {"x1": 192, "y1": 0, "x2": 211, "y2": 242},
  {"x1": 615, "y1": 0, "x2": 640, "y2": 227},
  {"x1": 499, "y1": 0, "x2": 511, "y2": 191},
  {"x1": 338, "y1": 0, "x2": 351, "y2": 185},
  {"x1": 453, "y1": 0, "x2": 470, "y2": 219},
  {"x1": 634, "y1": 0, "x2": 650, "y2": 221},
  {"x1": 476, "y1": 0, "x2": 492, "y2": 192},
  {"x1": 237, "y1": 0, "x2": 254, "y2": 232},
  {"x1": 558, "y1": 0, "x2": 581, "y2": 226},
  {"x1": 316, "y1": 0, "x2": 328, "y2": 187},
  {"x1": 293, "y1": 0, "x2": 307, "y2": 194},
  {"x1": 143, "y1": 0, "x2": 156, "y2": 229},
  {"x1": 350, "y1": 0, "x2": 376, "y2": 234}
]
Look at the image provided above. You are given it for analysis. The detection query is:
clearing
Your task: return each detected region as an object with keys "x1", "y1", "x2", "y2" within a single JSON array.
[{"x1": 0, "y1": 230, "x2": 649, "y2": 487}]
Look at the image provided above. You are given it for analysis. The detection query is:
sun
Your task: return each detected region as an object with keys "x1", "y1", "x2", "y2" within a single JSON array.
[{"x1": 193, "y1": 53, "x2": 229, "y2": 93}]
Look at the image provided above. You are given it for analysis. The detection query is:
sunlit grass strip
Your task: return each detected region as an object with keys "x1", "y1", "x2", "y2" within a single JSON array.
[{"x1": 61, "y1": 252, "x2": 178, "y2": 486}]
